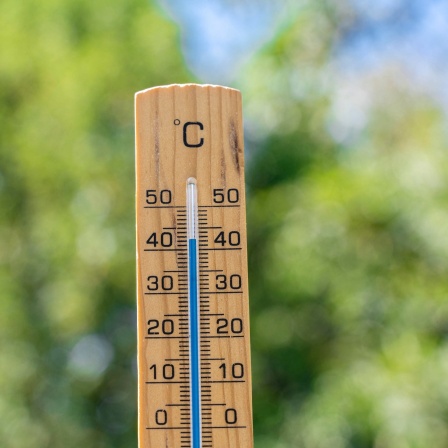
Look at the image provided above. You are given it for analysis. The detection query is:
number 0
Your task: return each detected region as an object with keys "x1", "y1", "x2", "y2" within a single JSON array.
[
  {"x1": 225, "y1": 408, "x2": 237, "y2": 424},
  {"x1": 155, "y1": 409, "x2": 167, "y2": 425}
]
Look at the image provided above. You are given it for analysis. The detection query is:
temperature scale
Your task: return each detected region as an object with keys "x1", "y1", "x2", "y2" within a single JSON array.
[{"x1": 135, "y1": 84, "x2": 253, "y2": 447}]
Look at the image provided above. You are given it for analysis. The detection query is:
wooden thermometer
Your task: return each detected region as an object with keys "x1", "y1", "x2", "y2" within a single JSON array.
[{"x1": 135, "y1": 84, "x2": 253, "y2": 448}]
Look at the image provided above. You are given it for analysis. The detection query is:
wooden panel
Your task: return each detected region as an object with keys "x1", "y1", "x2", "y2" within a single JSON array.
[{"x1": 135, "y1": 84, "x2": 253, "y2": 448}]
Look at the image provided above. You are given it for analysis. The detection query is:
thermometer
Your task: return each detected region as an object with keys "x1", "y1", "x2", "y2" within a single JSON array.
[{"x1": 135, "y1": 84, "x2": 253, "y2": 447}]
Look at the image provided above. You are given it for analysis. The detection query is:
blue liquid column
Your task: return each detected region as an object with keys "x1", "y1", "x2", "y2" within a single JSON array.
[{"x1": 187, "y1": 178, "x2": 201, "y2": 448}]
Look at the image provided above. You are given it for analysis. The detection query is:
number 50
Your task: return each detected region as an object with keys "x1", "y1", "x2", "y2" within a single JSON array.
[{"x1": 213, "y1": 188, "x2": 239, "y2": 204}]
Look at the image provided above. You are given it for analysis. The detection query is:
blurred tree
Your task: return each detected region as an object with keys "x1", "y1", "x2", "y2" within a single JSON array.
[
  {"x1": 2, "y1": 0, "x2": 448, "y2": 446},
  {"x1": 239, "y1": 3, "x2": 448, "y2": 447},
  {"x1": 0, "y1": 0, "x2": 190, "y2": 446}
]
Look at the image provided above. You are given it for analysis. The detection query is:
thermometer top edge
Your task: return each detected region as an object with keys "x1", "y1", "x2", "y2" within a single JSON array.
[{"x1": 135, "y1": 83, "x2": 241, "y2": 98}]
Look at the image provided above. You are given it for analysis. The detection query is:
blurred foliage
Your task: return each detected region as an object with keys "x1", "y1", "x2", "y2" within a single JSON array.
[
  {"x1": 2, "y1": 0, "x2": 448, "y2": 447},
  {"x1": 242, "y1": 6, "x2": 448, "y2": 446},
  {"x1": 0, "y1": 0, "x2": 189, "y2": 446}
]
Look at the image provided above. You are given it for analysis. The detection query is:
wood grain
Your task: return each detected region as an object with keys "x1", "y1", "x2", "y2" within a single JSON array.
[{"x1": 135, "y1": 84, "x2": 253, "y2": 447}]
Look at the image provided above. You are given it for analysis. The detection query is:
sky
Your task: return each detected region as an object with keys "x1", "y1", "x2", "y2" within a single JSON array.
[
  {"x1": 156, "y1": 0, "x2": 448, "y2": 147},
  {"x1": 338, "y1": 0, "x2": 448, "y2": 107},
  {"x1": 157, "y1": 0, "x2": 448, "y2": 107},
  {"x1": 157, "y1": 0, "x2": 297, "y2": 84}
]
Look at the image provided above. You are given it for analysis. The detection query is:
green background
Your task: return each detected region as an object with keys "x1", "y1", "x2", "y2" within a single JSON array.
[{"x1": 2, "y1": 0, "x2": 448, "y2": 447}]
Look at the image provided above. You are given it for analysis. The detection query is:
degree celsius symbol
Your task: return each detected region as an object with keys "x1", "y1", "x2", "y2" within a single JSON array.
[{"x1": 173, "y1": 118, "x2": 205, "y2": 148}]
